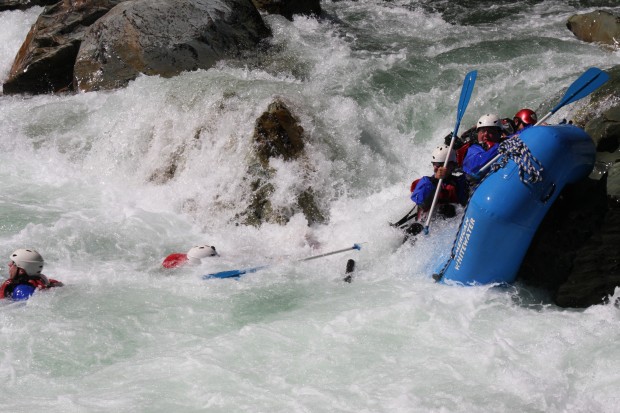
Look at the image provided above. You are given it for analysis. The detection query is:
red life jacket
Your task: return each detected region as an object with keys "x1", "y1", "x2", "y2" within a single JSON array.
[
  {"x1": 456, "y1": 142, "x2": 471, "y2": 167},
  {"x1": 437, "y1": 180, "x2": 459, "y2": 204}
]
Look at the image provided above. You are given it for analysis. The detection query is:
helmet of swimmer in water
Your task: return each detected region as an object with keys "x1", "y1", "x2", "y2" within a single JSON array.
[
  {"x1": 10, "y1": 249, "x2": 44, "y2": 276},
  {"x1": 186, "y1": 245, "x2": 218, "y2": 264}
]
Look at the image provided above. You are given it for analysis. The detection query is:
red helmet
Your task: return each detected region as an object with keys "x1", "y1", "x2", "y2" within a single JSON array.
[{"x1": 514, "y1": 109, "x2": 538, "y2": 126}]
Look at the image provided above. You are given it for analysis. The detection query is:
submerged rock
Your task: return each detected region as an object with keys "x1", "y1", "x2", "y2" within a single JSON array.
[
  {"x1": 240, "y1": 99, "x2": 326, "y2": 227},
  {"x1": 254, "y1": 99, "x2": 306, "y2": 166}
]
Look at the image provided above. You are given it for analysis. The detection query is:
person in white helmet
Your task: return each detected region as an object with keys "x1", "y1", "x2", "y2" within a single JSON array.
[
  {"x1": 462, "y1": 113, "x2": 504, "y2": 181},
  {"x1": 1, "y1": 249, "x2": 63, "y2": 300},
  {"x1": 162, "y1": 244, "x2": 218, "y2": 269},
  {"x1": 396, "y1": 145, "x2": 468, "y2": 240}
]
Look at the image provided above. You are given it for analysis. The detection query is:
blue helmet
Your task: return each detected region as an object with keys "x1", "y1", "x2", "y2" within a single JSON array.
[{"x1": 12, "y1": 284, "x2": 36, "y2": 301}]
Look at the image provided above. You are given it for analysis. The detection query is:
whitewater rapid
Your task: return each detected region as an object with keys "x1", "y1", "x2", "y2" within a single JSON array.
[{"x1": 1, "y1": 1, "x2": 620, "y2": 412}]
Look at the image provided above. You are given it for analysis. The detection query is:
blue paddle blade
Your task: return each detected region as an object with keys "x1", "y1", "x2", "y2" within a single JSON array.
[
  {"x1": 202, "y1": 269, "x2": 244, "y2": 279},
  {"x1": 552, "y1": 67, "x2": 609, "y2": 113},
  {"x1": 426, "y1": 71, "x2": 477, "y2": 234},
  {"x1": 203, "y1": 265, "x2": 267, "y2": 280},
  {"x1": 453, "y1": 70, "x2": 477, "y2": 134}
]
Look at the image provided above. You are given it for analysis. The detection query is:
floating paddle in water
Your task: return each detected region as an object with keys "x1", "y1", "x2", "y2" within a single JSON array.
[
  {"x1": 203, "y1": 243, "x2": 363, "y2": 279},
  {"x1": 479, "y1": 67, "x2": 610, "y2": 174},
  {"x1": 425, "y1": 70, "x2": 477, "y2": 234}
]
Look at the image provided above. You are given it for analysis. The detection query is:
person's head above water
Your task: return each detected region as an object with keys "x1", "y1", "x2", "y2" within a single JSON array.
[
  {"x1": 9, "y1": 248, "x2": 44, "y2": 277},
  {"x1": 186, "y1": 245, "x2": 218, "y2": 265}
]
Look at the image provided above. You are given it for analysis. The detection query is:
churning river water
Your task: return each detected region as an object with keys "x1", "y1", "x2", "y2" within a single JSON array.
[{"x1": 1, "y1": 1, "x2": 620, "y2": 412}]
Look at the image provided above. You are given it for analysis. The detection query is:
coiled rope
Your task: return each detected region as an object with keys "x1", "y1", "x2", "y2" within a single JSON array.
[{"x1": 491, "y1": 135, "x2": 544, "y2": 184}]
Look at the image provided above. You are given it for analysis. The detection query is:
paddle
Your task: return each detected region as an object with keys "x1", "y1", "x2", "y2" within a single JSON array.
[
  {"x1": 203, "y1": 243, "x2": 363, "y2": 279},
  {"x1": 424, "y1": 70, "x2": 477, "y2": 234},
  {"x1": 478, "y1": 67, "x2": 610, "y2": 174}
]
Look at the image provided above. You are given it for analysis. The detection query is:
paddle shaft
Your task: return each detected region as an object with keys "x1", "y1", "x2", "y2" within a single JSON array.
[
  {"x1": 300, "y1": 244, "x2": 362, "y2": 262},
  {"x1": 424, "y1": 71, "x2": 477, "y2": 233},
  {"x1": 204, "y1": 244, "x2": 362, "y2": 279}
]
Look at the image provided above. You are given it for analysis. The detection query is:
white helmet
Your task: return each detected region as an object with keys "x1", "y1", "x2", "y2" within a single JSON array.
[
  {"x1": 186, "y1": 245, "x2": 217, "y2": 264},
  {"x1": 10, "y1": 249, "x2": 44, "y2": 276},
  {"x1": 431, "y1": 145, "x2": 456, "y2": 164},
  {"x1": 476, "y1": 114, "x2": 501, "y2": 130}
]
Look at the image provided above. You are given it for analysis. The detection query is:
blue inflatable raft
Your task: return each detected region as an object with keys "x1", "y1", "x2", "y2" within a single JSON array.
[{"x1": 435, "y1": 124, "x2": 595, "y2": 285}]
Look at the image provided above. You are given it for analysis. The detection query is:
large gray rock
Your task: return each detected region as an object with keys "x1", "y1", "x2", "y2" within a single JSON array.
[
  {"x1": 251, "y1": 0, "x2": 321, "y2": 21},
  {"x1": 74, "y1": 0, "x2": 271, "y2": 92},
  {"x1": 2, "y1": 0, "x2": 125, "y2": 95},
  {"x1": 567, "y1": 10, "x2": 620, "y2": 48}
]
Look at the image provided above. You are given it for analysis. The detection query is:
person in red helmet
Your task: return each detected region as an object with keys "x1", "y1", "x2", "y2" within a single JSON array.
[{"x1": 513, "y1": 108, "x2": 538, "y2": 131}]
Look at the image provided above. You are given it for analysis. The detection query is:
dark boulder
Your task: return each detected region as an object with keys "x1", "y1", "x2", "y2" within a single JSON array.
[
  {"x1": 2, "y1": 0, "x2": 125, "y2": 95},
  {"x1": 254, "y1": 99, "x2": 306, "y2": 166},
  {"x1": 74, "y1": 0, "x2": 271, "y2": 92},
  {"x1": 554, "y1": 199, "x2": 620, "y2": 307},
  {"x1": 240, "y1": 99, "x2": 326, "y2": 227},
  {"x1": 517, "y1": 178, "x2": 611, "y2": 303},
  {"x1": 517, "y1": 144, "x2": 620, "y2": 307}
]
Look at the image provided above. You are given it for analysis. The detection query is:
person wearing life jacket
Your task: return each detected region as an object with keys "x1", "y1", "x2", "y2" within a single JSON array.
[
  {"x1": 513, "y1": 108, "x2": 538, "y2": 132},
  {"x1": 162, "y1": 244, "x2": 218, "y2": 269},
  {"x1": 462, "y1": 113, "x2": 504, "y2": 183},
  {"x1": 400, "y1": 145, "x2": 468, "y2": 240},
  {"x1": 0, "y1": 249, "x2": 63, "y2": 301}
]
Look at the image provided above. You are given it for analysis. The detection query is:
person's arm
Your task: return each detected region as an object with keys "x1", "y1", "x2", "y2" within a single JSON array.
[
  {"x1": 410, "y1": 176, "x2": 436, "y2": 210},
  {"x1": 0, "y1": 279, "x2": 14, "y2": 299},
  {"x1": 48, "y1": 279, "x2": 64, "y2": 287},
  {"x1": 462, "y1": 144, "x2": 499, "y2": 177}
]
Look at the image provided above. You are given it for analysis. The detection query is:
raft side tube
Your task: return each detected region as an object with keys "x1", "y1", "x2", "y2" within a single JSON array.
[{"x1": 440, "y1": 125, "x2": 595, "y2": 285}]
